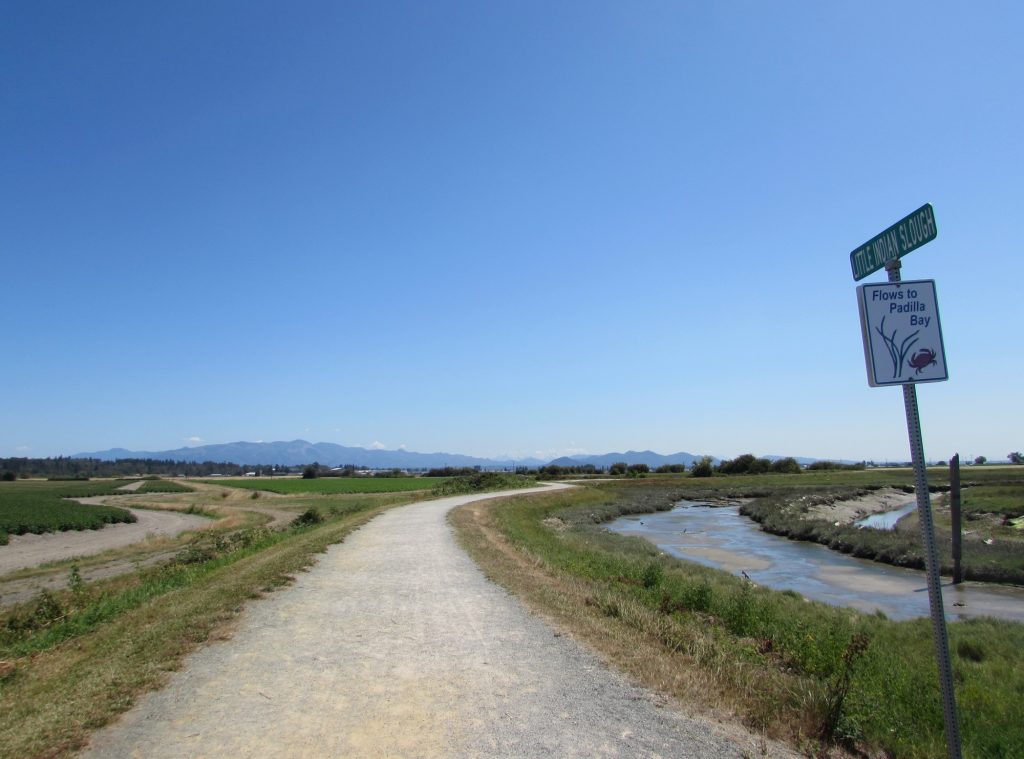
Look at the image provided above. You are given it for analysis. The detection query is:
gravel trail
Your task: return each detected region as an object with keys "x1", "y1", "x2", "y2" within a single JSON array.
[{"x1": 80, "y1": 485, "x2": 789, "y2": 758}]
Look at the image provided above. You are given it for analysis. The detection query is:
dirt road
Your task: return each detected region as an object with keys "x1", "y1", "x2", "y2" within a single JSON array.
[{"x1": 80, "y1": 485, "x2": 789, "y2": 758}]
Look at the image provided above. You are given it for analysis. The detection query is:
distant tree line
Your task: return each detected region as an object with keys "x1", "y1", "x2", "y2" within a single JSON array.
[
  {"x1": 425, "y1": 466, "x2": 483, "y2": 478},
  {"x1": 0, "y1": 457, "x2": 285, "y2": 479},
  {"x1": 805, "y1": 460, "x2": 867, "y2": 471}
]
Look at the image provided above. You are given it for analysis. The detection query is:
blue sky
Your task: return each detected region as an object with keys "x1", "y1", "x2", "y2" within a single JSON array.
[{"x1": 3, "y1": 2, "x2": 1021, "y2": 463}]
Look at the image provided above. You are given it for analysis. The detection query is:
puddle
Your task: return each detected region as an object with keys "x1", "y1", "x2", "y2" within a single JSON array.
[{"x1": 608, "y1": 502, "x2": 1024, "y2": 623}]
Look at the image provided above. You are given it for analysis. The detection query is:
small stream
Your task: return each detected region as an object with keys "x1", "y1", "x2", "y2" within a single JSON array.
[
  {"x1": 855, "y1": 502, "x2": 917, "y2": 530},
  {"x1": 608, "y1": 502, "x2": 1024, "y2": 623}
]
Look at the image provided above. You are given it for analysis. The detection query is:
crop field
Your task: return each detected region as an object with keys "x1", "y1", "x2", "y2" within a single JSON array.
[
  {"x1": 0, "y1": 481, "x2": 136, "y2": 543},
  {"x1": 203, "y1": 477, "x2": 444, "y2": 495}
]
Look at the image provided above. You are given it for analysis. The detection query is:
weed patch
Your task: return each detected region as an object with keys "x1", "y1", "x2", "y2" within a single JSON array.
[{"x1": 431, "y1": 472, "x2": 536, "y2": 496}]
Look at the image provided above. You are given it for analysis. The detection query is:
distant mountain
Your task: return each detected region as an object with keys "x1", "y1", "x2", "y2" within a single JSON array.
[
  {"x1": 71, "y1": 440, "x2": 847, "y2": 471},
  {"x1": 547, "y1": 450, "x2": 711, "y2": 469},
  {"x1": 762, "y1": 454, "x2": 860, "y2": 466},
  {"x1": 74, "y1": 440, "x2": 546, "y2": 470}
]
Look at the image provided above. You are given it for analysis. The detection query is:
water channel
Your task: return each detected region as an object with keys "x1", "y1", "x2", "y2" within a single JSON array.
[{"x1": 608, "y1": 502, "x2": 1024, "y2": 623}]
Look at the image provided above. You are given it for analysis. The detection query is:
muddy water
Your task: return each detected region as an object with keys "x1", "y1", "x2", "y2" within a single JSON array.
[{"x1": 609, "y1": 502, "x2": 1024, "y2": 623}]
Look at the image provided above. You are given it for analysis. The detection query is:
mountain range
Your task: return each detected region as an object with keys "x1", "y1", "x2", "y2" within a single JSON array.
[
  {"x1": 73, "y1": 440, "x2": 544, "y2": 469},
  {"x1": 72, "y1": 440, "x2": 829, "y2": 470}
]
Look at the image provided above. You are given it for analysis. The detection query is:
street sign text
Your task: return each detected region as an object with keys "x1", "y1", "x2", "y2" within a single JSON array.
[
  {"x1": 850, "y1": 204, "x2": 937, "y2": 281},
  {"x1": 857, "y1": 279, "x2": 948, "y2": 387}
]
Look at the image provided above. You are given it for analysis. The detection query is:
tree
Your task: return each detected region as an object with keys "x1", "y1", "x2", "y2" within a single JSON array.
[
  {"x1": 1009, "y1": 452, "x2": 1023, "y2": 465},
  {"x1": 771, "y1": 457, "x2": 802, "y2": 474},
  {"x1": 302, "y1": 465, "x2": 319, "y2": 479},
  {"x1": 690, "y1": 456, "x2": 714, "y2": 478},
  {"x1": 973, "y1": 456, "x2": 987, "y2": 466},
  {"x1": 655, "y1": 464, "x2": 687, "y2": 474},
  {"x1": 609, "y1": 462, "x2": 628, "y2": 476}
]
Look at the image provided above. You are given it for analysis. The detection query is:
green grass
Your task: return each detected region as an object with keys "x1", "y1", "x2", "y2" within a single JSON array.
[
  {"x1": 961, "y1": 483, "x2": 1024, "y2": 519},
  {"x1": 201, "y1": 476, "x2": 441, "y2": 495},
  {"x1": 0, "y1": 481, "x2": 136, "y2": 540},
  {"x1": 455, "y1": 479, "x2": 1024, "y2": 757}
]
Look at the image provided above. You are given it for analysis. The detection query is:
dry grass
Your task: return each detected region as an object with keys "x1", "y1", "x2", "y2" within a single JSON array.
[
  {"x1": 0, "y1": 502, "x2": 395, "y2": 759},
  {"x1": 450, "y1": 494, "x2": 845, "y2": 757}
]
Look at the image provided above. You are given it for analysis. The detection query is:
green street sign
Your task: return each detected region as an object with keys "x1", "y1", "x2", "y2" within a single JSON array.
[{"x1": 850, "y1": 203, "x2": 937, "y2": 281}]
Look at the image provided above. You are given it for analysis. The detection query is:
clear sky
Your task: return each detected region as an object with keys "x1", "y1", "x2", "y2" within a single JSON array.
[{"x1": 3, "y1": 2, "x2": 1021, "y2": 463}]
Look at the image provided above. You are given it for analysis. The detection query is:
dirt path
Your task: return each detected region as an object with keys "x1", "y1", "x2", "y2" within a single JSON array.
[
  {"x1": 80, "y1": 485, "x2": 785, "y2": 758},
  {"x1": 0, "y1": 504, "x2": 210, "y2": 575}
]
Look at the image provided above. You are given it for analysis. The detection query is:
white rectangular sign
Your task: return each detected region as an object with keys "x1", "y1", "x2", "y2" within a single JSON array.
[{"x1": 857, "y1": 279, "x2": 948, "y2": 387}]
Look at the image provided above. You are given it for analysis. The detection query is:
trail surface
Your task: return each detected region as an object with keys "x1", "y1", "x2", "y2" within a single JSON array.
[{"x1": 81, "y1": 485, "x2": 790, "y2": 758}]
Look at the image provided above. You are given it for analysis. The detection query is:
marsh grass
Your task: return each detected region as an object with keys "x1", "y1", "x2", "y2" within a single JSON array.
[
  {"x1": 742, "y1": 476, "x2": 1024, "y2": 585},
  {"x1": 452, "y1": 480, "x2": 1024, "y2": 758}
]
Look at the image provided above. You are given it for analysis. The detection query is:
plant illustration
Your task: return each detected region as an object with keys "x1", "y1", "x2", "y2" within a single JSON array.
[{"x1": 874, "y1": 316, "x2": 919, "y2": 380}]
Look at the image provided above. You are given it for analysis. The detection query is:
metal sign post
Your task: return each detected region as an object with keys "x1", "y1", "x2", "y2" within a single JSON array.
[
  {"x1": 884, "y1": 259, "x2": 961, "y2": 759},
  {"x1": 851, "y1": 206, "x2": 961, "y2": 759}
]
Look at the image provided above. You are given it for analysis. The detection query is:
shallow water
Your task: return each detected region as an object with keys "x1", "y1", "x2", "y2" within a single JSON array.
[
  {"x1": 609, "y1": 502, "x2": 1024, "y2": 623},
  {"x1": 855, "y1": 502, "x2": 917, "y2": 530}
]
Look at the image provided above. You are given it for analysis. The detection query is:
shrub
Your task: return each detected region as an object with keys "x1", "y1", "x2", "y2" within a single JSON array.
[
  {"x1": 431, "y1": 472, "x2": 534, "y2": 496},
  {"x1": 291, "y1": 508, "x2": 324, "y2": 527},
  {"x1": 655, "y1": 464, "x2": 687, "y2": 474},
  {"x1": 771, "y1": 457, "x2": 802, "y2": 474},
  {"x1": 690, "y1": 456, "x2": 714, "y2": 478}
]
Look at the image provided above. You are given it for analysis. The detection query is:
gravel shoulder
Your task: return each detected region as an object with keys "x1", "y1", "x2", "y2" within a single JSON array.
[{"x1": 80, "y1": 485, "x2": 788, "y2": 758}]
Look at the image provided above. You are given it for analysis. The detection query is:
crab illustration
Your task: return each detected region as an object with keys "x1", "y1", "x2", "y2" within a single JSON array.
[{"x1": 908, "y1": 348, "x2": 937, "y2": 374}]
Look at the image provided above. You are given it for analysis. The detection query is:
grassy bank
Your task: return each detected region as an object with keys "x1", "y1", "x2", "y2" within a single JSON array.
[
  {"x1": 738, "y1": 471, "x2": 1024, "y2": 585},
  {"x1": 451, "y1": 479, "x2": 1024, "y2": 758},
  {"x1": 0, "y1": 496, "x2": 402, "y2": 758}
]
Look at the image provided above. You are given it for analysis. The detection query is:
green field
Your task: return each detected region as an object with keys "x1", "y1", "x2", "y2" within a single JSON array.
[
  {"x1": 202, "y1": 477, "x2": 443, "y2": 495},
  {"x1": 0, "y1": 481, "x2": 137, "y2": 543}
]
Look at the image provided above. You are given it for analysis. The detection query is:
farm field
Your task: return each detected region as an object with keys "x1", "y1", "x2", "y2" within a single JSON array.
[
  {"x1": 203, "y1": 476, "x2": 445, "y2": 495},
  {"x1": 0, "y1": 481, "x2": 137, "y2": 544}
]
